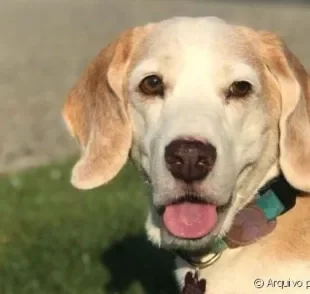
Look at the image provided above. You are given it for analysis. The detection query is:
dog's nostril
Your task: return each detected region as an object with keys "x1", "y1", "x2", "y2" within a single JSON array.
[
  {"x1": 165, "y1": 155, "x2": 183, "y2": 166},
  {"x1": 164, "y1": 139, "x2": 217, "y2": 182},
  {"x1": 197, "y1": 156, "x2": 207, "y2": 166}
]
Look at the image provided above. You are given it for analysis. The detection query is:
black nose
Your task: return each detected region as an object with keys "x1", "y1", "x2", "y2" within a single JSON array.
[{"x1": 164, "y1": 139, "x2": 217, "y2": 182}]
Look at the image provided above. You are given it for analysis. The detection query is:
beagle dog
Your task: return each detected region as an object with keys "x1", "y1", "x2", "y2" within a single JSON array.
[{"x1": 62, "y1": 17, "x2": 310, "y2": 293}]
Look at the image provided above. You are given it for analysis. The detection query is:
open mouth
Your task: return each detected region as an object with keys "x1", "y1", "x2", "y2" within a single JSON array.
[{"x1": 157, "y1": 196, "x2": 222, "y2": 240}]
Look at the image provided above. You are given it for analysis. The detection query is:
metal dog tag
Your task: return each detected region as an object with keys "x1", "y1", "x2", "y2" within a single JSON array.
[{"x1": 182, "y1": 270, "x2": 207, "y2": 294}]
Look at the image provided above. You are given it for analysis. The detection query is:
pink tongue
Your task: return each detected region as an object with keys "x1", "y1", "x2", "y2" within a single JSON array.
[{"x1": 163, "y1": 202, "x2": 217, "y2": 239}]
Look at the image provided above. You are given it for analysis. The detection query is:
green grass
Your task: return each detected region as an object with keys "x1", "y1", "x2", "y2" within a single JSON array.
[{"x1": 0, "y1": 160, "x2": 178, "y2": 294}]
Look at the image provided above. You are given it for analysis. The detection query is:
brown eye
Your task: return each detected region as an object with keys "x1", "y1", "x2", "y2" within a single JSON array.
[
  {"x1": 228, "y1": 81, "x2": 252, "y2": 98},
  {"x1": 139, "y1": 75, "x2": 164, "y2": 96}
]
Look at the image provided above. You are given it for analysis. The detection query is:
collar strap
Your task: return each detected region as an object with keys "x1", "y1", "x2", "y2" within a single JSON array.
[{"x1": 177, "y1": 174, "x2": 299, "y2": 263}]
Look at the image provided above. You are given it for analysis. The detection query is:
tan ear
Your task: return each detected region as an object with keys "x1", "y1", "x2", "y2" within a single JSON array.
[
  {"x1": 258, "y1": 31, "x2": 310, "y2": 192},
  {"x1": 62, "y1": 25, "x2": 152, "y2": 190}
]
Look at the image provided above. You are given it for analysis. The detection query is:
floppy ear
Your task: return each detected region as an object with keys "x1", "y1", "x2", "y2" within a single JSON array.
[
  {"x1": 258, "y1": 31, "x2": 310, "y2": 192},
  {"x1": 62, "y1": 25, "x2": 152, "y2": 190}
]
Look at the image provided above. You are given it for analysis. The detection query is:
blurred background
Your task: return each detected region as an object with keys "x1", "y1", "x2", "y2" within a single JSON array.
[{"x1": 1, "y1": 0, "x2": 309, "y2": 293}]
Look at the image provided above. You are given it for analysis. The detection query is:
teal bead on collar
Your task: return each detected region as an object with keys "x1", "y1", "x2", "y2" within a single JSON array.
[{"x1": 255, "y1": 189, "x2": 285, "y2": 220}]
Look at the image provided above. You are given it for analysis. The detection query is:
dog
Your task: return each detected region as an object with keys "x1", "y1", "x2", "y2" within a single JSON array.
[{"x1": 62, "y1": 17, "x2": 310, "y2": 293}]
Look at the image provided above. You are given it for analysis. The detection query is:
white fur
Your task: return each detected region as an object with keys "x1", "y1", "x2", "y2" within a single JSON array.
[
  {"x1": 64, "y1": 15, "x2": 310, "y2": 293},
  {"x1": 126, "y1": 17, "x2": 308, "y2": 293},
  {"x1": 129, "y1": 17, "x2": 271, "y2": 245}
]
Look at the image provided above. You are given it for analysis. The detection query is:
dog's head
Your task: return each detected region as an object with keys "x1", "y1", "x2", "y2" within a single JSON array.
[{"x1": 62, "y1": 17, "x2": 310, "y2": 251}]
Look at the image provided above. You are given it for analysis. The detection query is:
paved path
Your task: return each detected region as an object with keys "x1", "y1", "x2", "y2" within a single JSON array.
[{"x1": 1, "y1": 0, "x2": 309, "y2": 173}]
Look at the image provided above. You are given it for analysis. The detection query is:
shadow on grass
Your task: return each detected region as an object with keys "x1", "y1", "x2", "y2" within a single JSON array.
[{"x1": 101, "y1": 233, "x2": 179, "y2": 294}]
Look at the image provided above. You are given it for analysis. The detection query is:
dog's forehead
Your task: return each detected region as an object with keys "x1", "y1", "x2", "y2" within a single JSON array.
[
  {"x1": 131, "y1": 17, "x2": 262, "y2": 80},
  {"x1": 153, "y1": 16, "x2": 230, "y2": 37},
  {"x1": 143, "y1": 17, "x2": 248, "y2": 59}
]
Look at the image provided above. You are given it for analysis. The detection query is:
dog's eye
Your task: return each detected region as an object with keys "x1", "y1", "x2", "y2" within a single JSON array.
[
  {"x1": 139, "y1": 75, "x2": 164, "y2": 97},
  {"x1": 228, "y1": 81, "x2": 252, "y2": 98}
]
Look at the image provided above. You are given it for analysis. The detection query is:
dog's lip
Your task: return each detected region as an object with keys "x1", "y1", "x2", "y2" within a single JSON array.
[{"x1": 156, "y1": 195, "x2": 227, "y2": 215}]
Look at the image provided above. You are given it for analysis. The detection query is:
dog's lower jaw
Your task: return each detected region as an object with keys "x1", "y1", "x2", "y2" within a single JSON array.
[
  {"x1": 146, "y1": 164, "x2": 280, "y2": 254},
  {"x1": 145, "y1": 212, "x2": 162, "y2": 247}
]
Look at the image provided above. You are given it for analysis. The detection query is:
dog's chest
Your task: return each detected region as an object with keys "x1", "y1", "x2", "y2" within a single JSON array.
[{"x1": 174, "y1": 249, "x2": 310, "y2": 294}]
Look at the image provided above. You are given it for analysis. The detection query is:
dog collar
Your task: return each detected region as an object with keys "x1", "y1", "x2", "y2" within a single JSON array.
[{"x1": 177, "y1": 173, "x2": 299, "y2": 267}]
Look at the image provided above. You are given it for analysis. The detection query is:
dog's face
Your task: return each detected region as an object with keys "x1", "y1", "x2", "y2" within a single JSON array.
[
  {"x1": 63, "y1": 17, "x2": 310, "y2": 252},
  {"x1": 128, "y1": 18, "x2": 272, "y2": 250}
]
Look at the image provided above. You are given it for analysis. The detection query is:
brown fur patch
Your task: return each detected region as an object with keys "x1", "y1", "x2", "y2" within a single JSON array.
[{"x1": 62, "y1": 25, "x2": 154, "y2": 189}]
